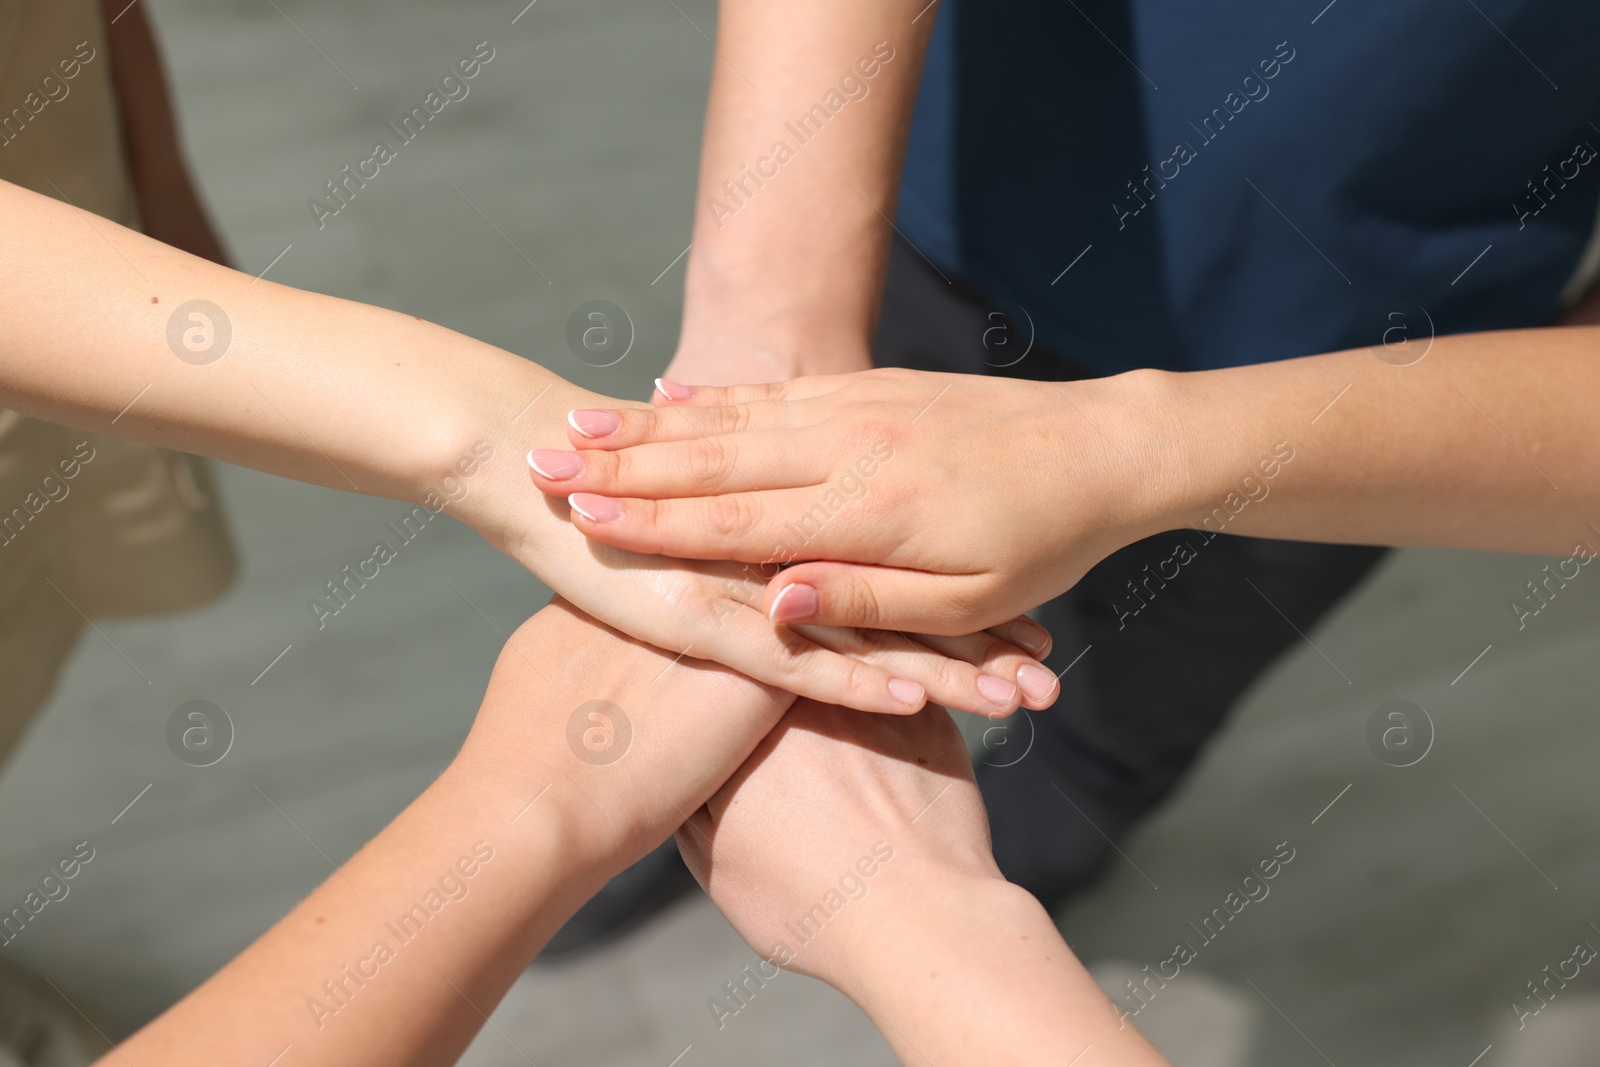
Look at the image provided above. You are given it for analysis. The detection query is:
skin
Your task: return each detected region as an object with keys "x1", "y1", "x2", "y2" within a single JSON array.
[
  {"x1": 534, "y1": 326, "x2": 1600, "y2": 634},
  {"x1": 598, "y1": 0, "x2": 1600, "y2": 635},
  {"x1": 99, "y1": 600, "x2": 795, "y2": 1066},
  {"x1": 678, "y1": 700, "x2": 1171, "y2": 1066},
  {"x1": 663, "y1": 0, "x2": 931, "y2": 386},
  {"x1": 98, "y1": 609, "x2": 1148, "y2": 1066},
  {"x1": 65, "y1": 8, "x2": 1120, "y2": 1063},
  {"x1": 0, "y1": 175, "x2": 1064, "y2": 716}
]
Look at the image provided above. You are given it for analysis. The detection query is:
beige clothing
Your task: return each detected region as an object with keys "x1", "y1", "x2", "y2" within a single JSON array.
[{"x1": 0, "y1": 0, "x2": 236, "y2": 762}]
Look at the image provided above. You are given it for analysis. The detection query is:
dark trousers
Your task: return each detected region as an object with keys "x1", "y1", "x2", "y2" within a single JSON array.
[{"x1": 873, "y1": 239, "x2": 1388, "y2": 904}]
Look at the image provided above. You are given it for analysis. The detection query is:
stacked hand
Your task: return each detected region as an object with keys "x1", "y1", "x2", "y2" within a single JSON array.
[
  {"x1": 527, "y1": 368, "x2": 1178, "y2": 635},
  {"x1": 462, "y1": 387, "x2": 1059, "y2": 717},
  {"x1": 678, "y1": 699, "x2": 1170, "y2": 1065}
]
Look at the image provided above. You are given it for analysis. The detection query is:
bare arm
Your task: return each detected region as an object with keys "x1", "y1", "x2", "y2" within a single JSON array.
[
  {"x1": 105, "y1": 601, "x2": 796, "y2": 1066},
  {"x1": 1, "y1": 177, "x2": 1054, "y2": 714},
  {"x1": 535, "y1": 324, "x2": 1600, "y2": 632},
  {"x1": 668, "y1": 0, "x2": 935, "y2": 383},
  {"x1": 0, "y1": 177, "x2": 561, "y2": 508},
  {"x1": 1162, "y1": 326, "x2": 1600, "y2": 555},
  {"x1": 678, "y1": 700, "x2": 1170, "y2": 1066}
]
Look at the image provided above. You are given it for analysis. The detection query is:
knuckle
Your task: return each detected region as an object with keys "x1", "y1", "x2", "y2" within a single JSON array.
[
  {"x1": 837, "y1": 422, "x2": 887, "y2": 467},
  {"x1": 633, "y1": 408, "x2": 663, "y2": 442},
  {"x1": 628, "y1": 501, "x2": 670, "y2": 553},
  {"x1": 932, "y1": 657, "x2": 972, "y2": 698},
  {"x1": 943, "y1": 586, "x2": 992, "y2": 631},
  {"x1": 721, "y1": 404, "x2": 752, "y2": 436},
  {"x1": 602, "y1": 447, "x2": 630, "y2": 487},
  {"x1": 706, "y1": 493, "x2": 756, "y2": 539},
  {"x1": 976, "y1": 633, "x2": 1016, "y2": 666},
  {"x1": 842, "y1": 657, "x2": 878, "y2": 705},
  {"x1": 686, "y1": 437, "x2": 735, "y2": 491},
  {"x1": 837, "y1": 575, "x2": 885, "y2": 628}
]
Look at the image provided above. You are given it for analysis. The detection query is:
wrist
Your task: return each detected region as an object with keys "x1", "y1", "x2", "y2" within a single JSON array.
[
  {"x1": 829, "y1": 876, "x2": 1148, "y2": 1066},
  {"x1": 678, "y1": 254, "x2": 877, "y2": 381},
  {"x1": 421, "y1": 760, "x2": 614, "y2": 948},
  {"x1": 417, "y1": 352, "x2": 594, "y2": 553},
  {"x1": 1127, "y1": 365, "x2": 1296, "y2": 539},
  {"x1": 828, "y1": 873, "x2": 1038, "y2": 996},
  {"x1": 1082, "y1": 367, "x2": 1212, "y2": 541},
  {"x1": 435, "y1": 751, "x2": 617, "y2": 900}
]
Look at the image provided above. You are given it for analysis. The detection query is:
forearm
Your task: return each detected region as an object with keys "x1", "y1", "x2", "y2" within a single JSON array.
[
  {"x1": 107, "y1": 765, "x2": 590, "y2": 1066},
  {"x1": 676, "y1": 0, "x2": 933, "y2": 375},
  {"x1": 1146, "y1": 326, "x2": 1600, "y2": 554},
  {"x1": 0, "y1": 178, "x2": 578, "y2": 508},
  {"x1": 840, "y1": 877, "x2": 1169, "y2": 1066},
  {"x1": 110, "y1": 604, "x2": 798, "y2": 1066}
]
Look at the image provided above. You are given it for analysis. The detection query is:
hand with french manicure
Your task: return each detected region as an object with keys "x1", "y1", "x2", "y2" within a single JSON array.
[{"x1": 528, "y1": 368, "x2": 1170, "y2": 645}]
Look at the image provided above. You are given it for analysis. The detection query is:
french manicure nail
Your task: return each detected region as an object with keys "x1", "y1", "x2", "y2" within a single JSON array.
[
  {"x1": 528, "y1": 449, "x2": 583, "y2": 480},
  {"x1": 568, "y1": 493, "x2": 621, "y2": 523},
  {"x1": 976, "y1": 674, "x2": 1018, "y2": 707},
  {"x1": 655, "y1": 377, "x2": 693, "y2": 402},
  {"x1": 888, "y1": 678, "x2": 926, "y2": 707},
  {"x1": 568, "y1": 409, "x2": 621, "y2": 438},
  {"x1": 1016, "y1": 663, "x2": 1058, "y2": 704},
  {"x1": 768, "y1": 582, "x2": 819, "y2": 624},
  {"x1": 1007, "y1": 617, "x2": 1051, "y2": 657}
]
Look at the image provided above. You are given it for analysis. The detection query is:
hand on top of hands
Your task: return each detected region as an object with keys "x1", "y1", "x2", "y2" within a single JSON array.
[
  {"x1": 480, "y1": 450, "x2": 1056, "y2": 717},
  {"x1": 527, "y1": 367, "x2": 1175, "y2": 636},
  {"x1": 486, "y1": 377, "x2": 1061, "y2": 717}
]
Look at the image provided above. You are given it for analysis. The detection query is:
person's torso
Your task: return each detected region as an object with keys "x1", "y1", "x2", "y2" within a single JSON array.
[{"x1": 897, "y1": 0, "x2": 1600, "y2": 372}]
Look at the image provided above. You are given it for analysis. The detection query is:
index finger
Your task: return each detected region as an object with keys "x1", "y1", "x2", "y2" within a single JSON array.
[
  {"x1": 566, "y1": 397, "x2": 805, "y2": 449},
  {"x1": 651, "y1": 376, "x2": 843, "y2": 408}
]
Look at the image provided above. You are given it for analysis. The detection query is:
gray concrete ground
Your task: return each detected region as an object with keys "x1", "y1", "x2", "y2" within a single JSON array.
[{"x1": 2, "y1": 1, "x2": 1598, "y2": 1064}]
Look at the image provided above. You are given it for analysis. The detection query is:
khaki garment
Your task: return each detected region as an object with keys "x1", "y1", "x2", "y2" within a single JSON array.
[{"x1": 0, "y1": 0, "x2": 236, "y2": 763}]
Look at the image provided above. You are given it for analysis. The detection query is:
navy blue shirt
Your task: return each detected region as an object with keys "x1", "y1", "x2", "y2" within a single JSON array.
[{"x1": 897, "y1": 0, "x2": 1600, "y2": 373}]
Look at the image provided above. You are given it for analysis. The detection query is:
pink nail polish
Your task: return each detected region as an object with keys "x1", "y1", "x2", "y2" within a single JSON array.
[
  {"x1": 568, "y1": 409, "x2": 621, "y2": 438},
  {"x1": 528, "y1": 449, "x2": 584, "y2": 480},
  {"x1": 888, "y1": 678, "x2": 925, "y2": 707},
  {"x1": 654, "y1": 377, "x2": 693, "y2": 402},
  {"x1": 768, "y1": 582, "x2": 819, "y2": 624},
  {"x1": 1016, "y1": 663, "x2": 1058, "y2": 703},
  {"x1": 568, "y1": 493, "x2": 621, "y2": 523},
  {"x1": 977, "y1": 674, "x2": 1017, "y2": 707},
  {"x1": 1007, "y1": 618, "x2": 1051, "y2": 657}
]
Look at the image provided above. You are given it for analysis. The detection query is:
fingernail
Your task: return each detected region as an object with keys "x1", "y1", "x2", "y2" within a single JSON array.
[
  {"x1": 528, "y1": 449, "x2": 583, "y2": 480},
  {"x1": 888, "y1": 678, "x2": 925, "y2": 707},
  {"x1": 568, "y1": 409, "x2": 621, "y2": 438},
  {"x1": 1007, "y1": 618, "x2": 1051, "y2": 657},
  {"x1": 976, "y1": 674, "x2": 1017, "y2": 707},
  {"x1": 1016, "y1": 663, "x2": 1058, "y2": 704},
  {"x1": 655, "y1": 377, "x2": 693, "y2": 402},
  {"x1": 768, "y1": 582, "x2": 819, "y2": 624},
  {"x1": 568, "y1": 493, "x2": 621, "y2": 523}
]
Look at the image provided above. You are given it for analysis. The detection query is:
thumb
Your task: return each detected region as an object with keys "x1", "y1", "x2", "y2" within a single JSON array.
[{"x1": 762, "y1": 562, "x2": 999, "y2": 636}]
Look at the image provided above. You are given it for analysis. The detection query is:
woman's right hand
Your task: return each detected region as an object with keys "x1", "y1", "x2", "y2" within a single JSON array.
[
  {"x1": 527, "y1": 368, "x2": 1179, "y2": 637},
  {"x1": 455, "y1": 379, "x2": 1060, "y2": 717}
]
